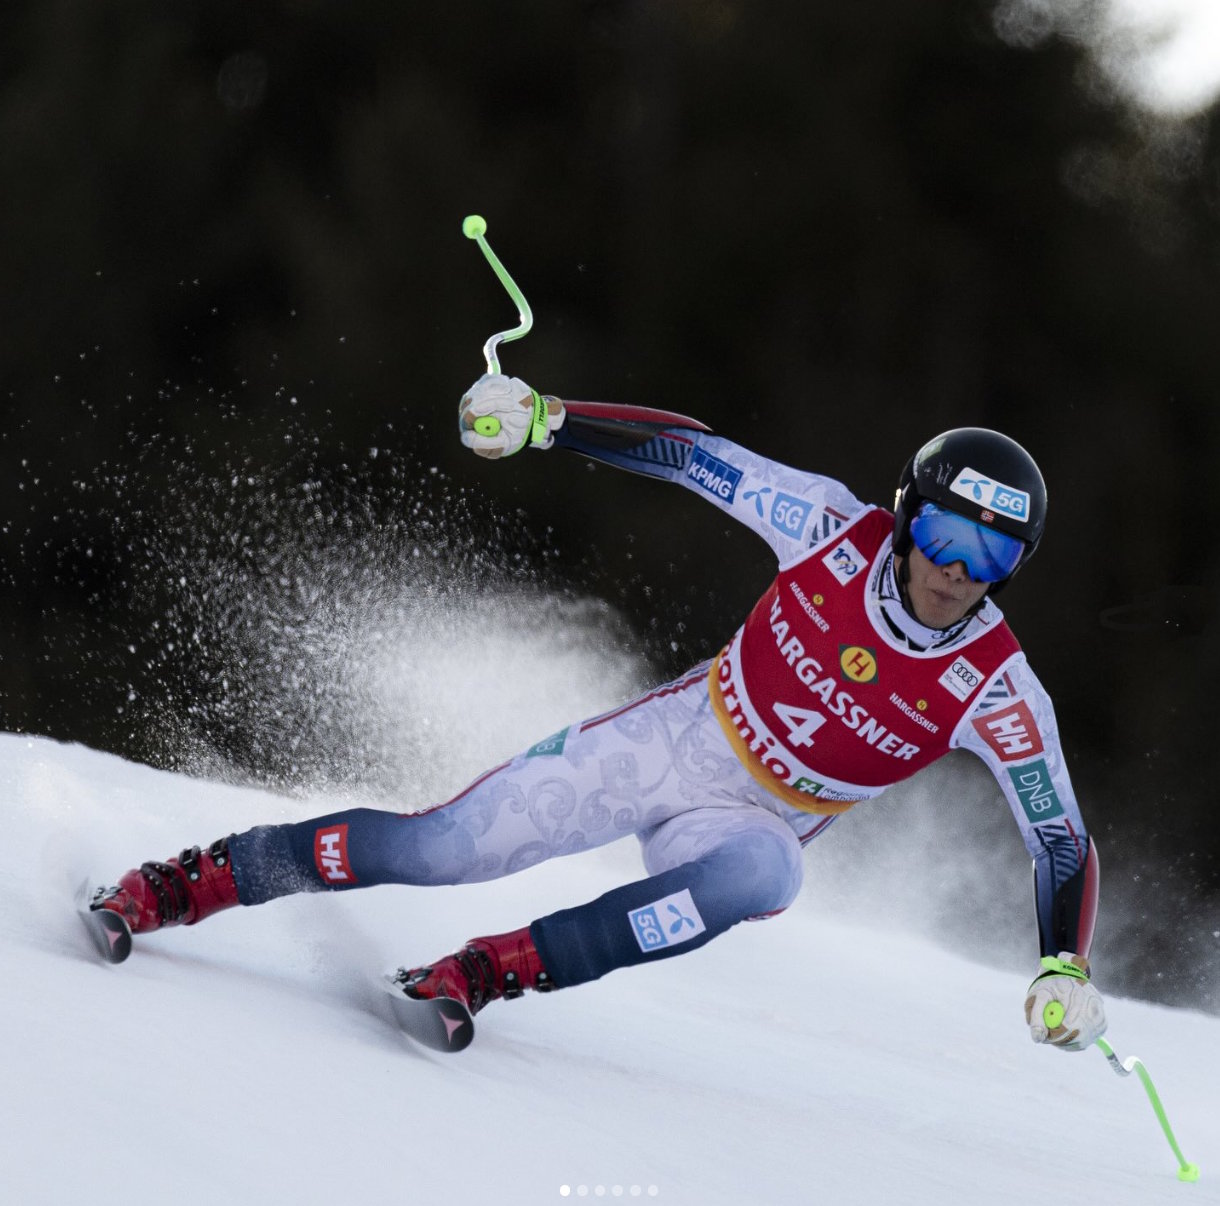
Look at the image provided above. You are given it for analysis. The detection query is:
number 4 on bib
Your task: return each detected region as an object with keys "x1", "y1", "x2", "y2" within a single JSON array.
[{"x1": 772, "y1": 702, "x2": 828, "y2": 748}]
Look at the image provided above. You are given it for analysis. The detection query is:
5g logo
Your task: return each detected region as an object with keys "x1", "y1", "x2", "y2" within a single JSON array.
[{"x1": 769, "y1": 492, "x2": 812, "y2": 539}]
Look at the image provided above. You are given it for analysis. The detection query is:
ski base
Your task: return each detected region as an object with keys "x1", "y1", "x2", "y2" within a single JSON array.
[
  {"x1": 382, "y1": 974, "x2": 475, "y2": 1053},
  {"x1": 79, "y1": 883, "x2": 134, "y2": 964}
]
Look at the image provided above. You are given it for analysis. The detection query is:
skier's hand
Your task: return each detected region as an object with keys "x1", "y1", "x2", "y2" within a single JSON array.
[
  {"x1": 458, "y1": 374, "x2": 565, "y2": 459},
  {"x1": 1024, "y1": 952, "x2": 1106, "y2": 1052}
]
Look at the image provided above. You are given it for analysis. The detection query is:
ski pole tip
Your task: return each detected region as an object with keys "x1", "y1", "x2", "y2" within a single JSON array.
[
  {"x1": 462, "y1": 214, "x2": 487, "y2": 240},
  {"x1": 1178, "y1": 1163, "x2": 1200, "y2": 1183}
]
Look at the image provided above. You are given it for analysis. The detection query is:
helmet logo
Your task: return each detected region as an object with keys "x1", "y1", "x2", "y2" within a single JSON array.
[{"x1": 949, "y1": 467, "x2": 1030, "y2": 524}]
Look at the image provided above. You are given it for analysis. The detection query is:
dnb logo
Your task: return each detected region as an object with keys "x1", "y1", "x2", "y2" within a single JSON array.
[
  {"x1": 314, "y1": 824, "x2": 358, "y2": 885},
  {"x1": 839, "y1": 645, "x2": 878, "y2": 684},
  {"x1": 1007, "y1": 759, "x2": 1064, "y2": 824},
  {"x1": 686, "y1": 447, "x2": 742, "y2": 502},
  {"x1": 972, "y1": 701, "x2": 1044, "y2": 762},
  {"x1": 628, "y1": 889, "x2": 707, "y2": 953}
]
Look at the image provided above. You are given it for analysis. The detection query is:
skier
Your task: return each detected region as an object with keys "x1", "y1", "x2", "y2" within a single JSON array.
[{"x1": 92, "y1": 374, "x2": 1105, "y2": 1052}]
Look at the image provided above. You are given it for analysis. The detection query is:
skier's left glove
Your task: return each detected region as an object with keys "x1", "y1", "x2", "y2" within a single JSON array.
[
  {"x1": 1024, "y1": 952, "x2": 1107, "y2": 1052},
  {"x1": 458, "y1": 373, "x2": 565, "y2": 459}
]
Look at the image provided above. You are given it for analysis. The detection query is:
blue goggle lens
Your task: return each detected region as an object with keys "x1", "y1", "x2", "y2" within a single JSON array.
[{"x1": 909, "y1": 502, "x2": 1026, "y2": 583}]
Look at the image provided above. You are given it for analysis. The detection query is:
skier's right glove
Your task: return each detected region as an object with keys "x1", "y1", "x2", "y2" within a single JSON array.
[
  {"x1": 1023, "y1": 952, "x2": 1107, "y2": 1052},
  {"x1": 458, "y1": 373, "x2": 565, "y2": 459}
]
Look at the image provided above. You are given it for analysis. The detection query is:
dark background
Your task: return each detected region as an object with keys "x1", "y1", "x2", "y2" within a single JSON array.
[{"x1": 2, "y1": 1, "x2": 1218, "y2": 1006}]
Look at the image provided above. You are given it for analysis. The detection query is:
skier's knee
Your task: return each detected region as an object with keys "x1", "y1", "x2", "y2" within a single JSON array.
[{"x1": 698, "y1": 831, "x2": 803, "y2": 919}]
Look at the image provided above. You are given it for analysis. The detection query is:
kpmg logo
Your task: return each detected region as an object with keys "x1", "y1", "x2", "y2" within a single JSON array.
[
  {"x1": 769, "y1": 492, "x2": 812, "y2": 540},
  {"x1": 628, "y1": 889, "x2": 707, "y2": 953},
  {"x1": 687, "y1": 448, "x2": 742, "y2": 502},
  {"x1": 949, "y1": 467, "x2": 1030, "y2": 524}
]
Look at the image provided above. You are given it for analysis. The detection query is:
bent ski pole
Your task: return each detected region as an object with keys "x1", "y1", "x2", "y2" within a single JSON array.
[
  {"x1": 462, "y1": 214, "x2": 534, "y2": 376},
  {"x1": 1095, "y1": 1035, "x2": 1199, "y2": 1182}
]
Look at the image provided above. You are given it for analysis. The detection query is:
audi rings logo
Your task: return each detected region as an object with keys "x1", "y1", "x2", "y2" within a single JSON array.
[
  {"x1": 951, "y1": 661, "x2": 979, "y2": 687},
  {"x1": 938, "y1": 655, "x2": 984, "y2": 701}
]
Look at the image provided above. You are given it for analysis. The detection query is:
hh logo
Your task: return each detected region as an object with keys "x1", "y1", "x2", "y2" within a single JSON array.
[
  {"x1": 839, "y1": 645, "x2": 878, "y2": 684},
  {"x1": 628, "y1": 889, "x2": 707, "y2": 953},
  {"x1": 314, "y1": 824, "x2": 358, "y2": 884},
  {"x1": 972, "y1": 701, "x2": 1044, "y2": 762}
]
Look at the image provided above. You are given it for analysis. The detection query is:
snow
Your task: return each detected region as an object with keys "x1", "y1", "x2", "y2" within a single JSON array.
[{"x1": 3, "y1": 732, "x2": 1215, "y2": 1205}]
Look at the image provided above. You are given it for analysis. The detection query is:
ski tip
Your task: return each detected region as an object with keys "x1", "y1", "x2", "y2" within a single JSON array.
[
  {"x1": 78, "y1": 882, "x2": 134, "y2": 964},
  {"x1": 383, "y1": 974, "x2": 476, "y2": 1053}
]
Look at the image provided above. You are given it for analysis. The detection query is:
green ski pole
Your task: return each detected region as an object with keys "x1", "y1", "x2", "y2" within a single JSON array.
[
  {"x1": 461, "y1": 214, "x2": 534, "y2": 376},
  {"x1": 1095, "y1": 1035, "x2": 1199, "y2": 1182},
  {"x1": 1042, "y1": 1001, "x2": 1198, "y2": 1181}
]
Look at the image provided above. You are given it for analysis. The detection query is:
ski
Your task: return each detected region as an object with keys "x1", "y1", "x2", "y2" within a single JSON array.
[
  {"x1": 78, "y1": 882, "x2": 133, "y2": 964},
  {"x1": 382, "y1": 972, "x2": 475, "y2": 1053}
]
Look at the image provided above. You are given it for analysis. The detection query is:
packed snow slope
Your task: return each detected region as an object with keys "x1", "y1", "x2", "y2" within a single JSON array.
[{"x1": 3, "y1": 733, "x2": 1216, "y2": 1206}]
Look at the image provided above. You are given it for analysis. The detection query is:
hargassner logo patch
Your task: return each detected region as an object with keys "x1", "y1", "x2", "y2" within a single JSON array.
[
  {"x1": 628, "y1": 889, "x2": 707, "y2": 953},
  {"x1": 687, "y1": 448, "x2": 742, "y2": 502},
  {"x1": 822, "y1": 538, "x2": 865, "y2": 585},
  {"x1": 839, "y1": 645, "x2": 878, "y2": 684},
  {"x1": 314, "y1": 824, "x2": 358, "y2": 884},
  {"x1": 949, "y1": 467, "x2": 1031, "y2": 524},
  {"x1": 972, "y1": 701, "x2": 1044, "y2": 762},
  {"x1": 1007, "y1": 759, "x2": 1065, "y2": 824},
  {"x1": 938, "y1": 655, "x2": 984, "y2": 701}
]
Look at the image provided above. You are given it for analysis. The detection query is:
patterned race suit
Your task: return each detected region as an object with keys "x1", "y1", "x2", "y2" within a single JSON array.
[{"x1": 230, "y1": 401, "x2": 1098, "y2": 989}]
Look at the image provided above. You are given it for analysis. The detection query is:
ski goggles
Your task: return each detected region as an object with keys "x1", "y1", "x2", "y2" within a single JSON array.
[{"x1": 909, "y1": 501, "x2": 1026, "y2": 583}]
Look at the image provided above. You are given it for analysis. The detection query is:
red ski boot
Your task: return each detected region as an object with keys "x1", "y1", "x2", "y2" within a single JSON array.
[
  {"x1": 394, "y1": 926, "x2": 556, "y2": 1016},
  {"x1": 90, "y1": 838, "x2": 240, "y2": 934}
]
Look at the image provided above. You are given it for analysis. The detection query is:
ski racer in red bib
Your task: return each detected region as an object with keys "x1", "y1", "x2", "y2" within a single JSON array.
[{"x1": 91, "y1": 374, "x2": 1105, "y2": 1053}]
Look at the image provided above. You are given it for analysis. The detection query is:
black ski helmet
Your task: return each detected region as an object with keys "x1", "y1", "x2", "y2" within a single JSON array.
[{"x1": 893, "y1": 428, "x2": 1047, "y2": 588}]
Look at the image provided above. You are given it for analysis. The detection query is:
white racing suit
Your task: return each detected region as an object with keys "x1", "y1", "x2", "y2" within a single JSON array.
[{"x1": 230, "y1": 401, "x2": 1098, "y2": 989}]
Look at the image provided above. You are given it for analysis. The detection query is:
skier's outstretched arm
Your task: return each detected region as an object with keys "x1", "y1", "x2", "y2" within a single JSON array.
[
  {"x1": 458, "y1": 373, "x2": 865, "y2": 560},
  {"x1": 957, "y1": 661, "x2": 1105, "y2": 1052}
]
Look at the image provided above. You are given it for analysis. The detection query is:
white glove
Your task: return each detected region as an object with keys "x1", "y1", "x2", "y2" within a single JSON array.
[
  {"x1": 458, "y1": 374, "x2": 565, "y2": 459},
  {"x1": 1024, "y1": 952, "x2": 1107, "y2": 1052}
]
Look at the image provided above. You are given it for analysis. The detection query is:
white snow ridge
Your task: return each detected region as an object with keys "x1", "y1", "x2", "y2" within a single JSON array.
[{"x1": 2, "y1": 731, "x2": 1216, "y2": 1205}]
